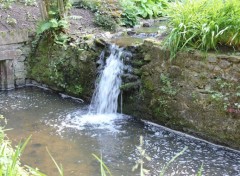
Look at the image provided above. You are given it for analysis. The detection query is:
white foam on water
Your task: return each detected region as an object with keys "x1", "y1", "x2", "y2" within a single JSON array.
[{"x1": 58, "y1": 113, "x2": 124, "y2": 133}]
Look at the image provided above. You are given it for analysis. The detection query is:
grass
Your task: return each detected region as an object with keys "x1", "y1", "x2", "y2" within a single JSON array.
[
  {"x1": 0, "y1": 115, "x2": 31, "y2": 176},
  {"x1": 165, "y1": 0, "x2": 240, "y2": 59}
]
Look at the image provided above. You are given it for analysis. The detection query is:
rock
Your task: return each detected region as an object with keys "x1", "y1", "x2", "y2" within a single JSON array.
[
  {"x1": 218, "y1": 54, "x2": 240, "y2": 63},
  {"x1": 168, "y1": 66, "x2": 182, "y2": 78},
  {"x1": 121, "y1": 74, "x2": 139, "y2": 83},
  {"x1": 227, "y1": 56, "x2": 240, "y2": 63},
  {"x1": 219, "y1": 60, "x2": 231, "y2": 69},
  {"x1": 127, "y1": 30, "x2": 136, "y2": 36},
  {"x1": 94, "y1": 38, "x2": 107, "y2": 47},
  {"x1": 143, "y1": 22, "x2": 150, "y2": 27},
  {"x1": 208, "y1": 56, "x2": 217, "y2": 63},
  {"x1": 120, "y1": 81, "x2": 141, "y2": 91}
]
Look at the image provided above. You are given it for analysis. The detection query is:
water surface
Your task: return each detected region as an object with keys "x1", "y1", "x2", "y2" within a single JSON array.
[{"x1": 0, "y1": 87, "x2": 240, "y2": 176}]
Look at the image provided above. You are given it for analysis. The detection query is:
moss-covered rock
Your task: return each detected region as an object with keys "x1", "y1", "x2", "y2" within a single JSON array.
[{"x1": 27, "y1": 36, "x2": 102, "y2": 101}]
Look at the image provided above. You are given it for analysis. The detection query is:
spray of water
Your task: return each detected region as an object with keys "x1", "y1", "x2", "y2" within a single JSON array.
[{"x1": 90, "y1": 45, "x2": 124, "y2": 114}]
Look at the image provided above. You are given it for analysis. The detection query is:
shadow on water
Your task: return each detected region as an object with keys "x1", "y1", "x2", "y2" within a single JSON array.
[{"x1": 0, "y1": 87, "x2": 240, "y2": 176}]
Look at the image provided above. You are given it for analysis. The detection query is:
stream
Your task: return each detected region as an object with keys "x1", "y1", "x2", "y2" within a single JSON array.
[
  {"x1": 0, "y1": 44, "x2": 240, "y2": 176},
  {"x1": 0, "y1": 87, "x2": 240, "y2": 176}
]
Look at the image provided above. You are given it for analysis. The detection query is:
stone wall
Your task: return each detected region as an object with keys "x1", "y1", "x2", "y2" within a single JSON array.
[
  {"x1": 122, "y1": 39, "x2": 240, "y2": 149},
  {"x1": 0, "y1": 30, "x2": 30, "y2": 90}
]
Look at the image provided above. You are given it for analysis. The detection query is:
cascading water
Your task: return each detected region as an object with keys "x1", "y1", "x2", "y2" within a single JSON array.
[{"x1": 89, "y1": 45, "x2": 124, "y2": 114}]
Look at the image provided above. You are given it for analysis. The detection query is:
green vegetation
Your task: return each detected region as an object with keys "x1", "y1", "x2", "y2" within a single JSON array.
[
  {"x1": 165, "y1": 0, "x2": 240, "y2": 58},
  {"x1": 0, "y1": 115, "x2": 31, "y2": 176},
  {"x1": 76, "y1": 0, "x2": 121, "y2": 31},
  {"x1": 119, "y1": 0, "x2": 169, "y2": 27},
  {"x1": 37, "y1": 0, "x2": 73, "y2": 47},
  {"x1": 77, "y1": 0, "x2": 170, "y2": 29}
]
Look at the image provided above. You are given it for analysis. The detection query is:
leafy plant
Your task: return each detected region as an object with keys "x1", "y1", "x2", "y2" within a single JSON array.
[
  {"x1": 135, "y1": 0, "x2": 169, "y2": 18},
  {"x1": 165, "y1": 0, "x2": 240, "y2": 59},
  {"x1": 119, "y1": 0, "x2": 169, "y2": 27},
  {"x1": 37, "y1": 0, "x2": 72, "y2": 46},
  {"x1": 119, "y1": 0, "x2": 139, "y2": 27}
]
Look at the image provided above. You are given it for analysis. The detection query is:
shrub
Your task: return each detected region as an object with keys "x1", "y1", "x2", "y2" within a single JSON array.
[{"x1": 165, "y1": 0, "x2": 240, "y2": 59}]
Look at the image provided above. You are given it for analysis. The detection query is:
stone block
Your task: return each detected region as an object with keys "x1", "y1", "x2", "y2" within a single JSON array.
[
  {"x1": 14, "y1": 61, "x2": 25, "y2": 72},
  {"x1": 0, "y1": 50, "x2": 15, "y2": 60},
  {"x1": 15, "y1": 78, "x2": 26, "y2": 86},
  {"x1": 15, "y1": 70, "x2": 27, "y2": 79},
  {"x1": 208, "y1": 56, "x2": 217, "y2": 63},
  {"x1": 0, "y1": 30, "x2": 29, "y2": 45}
]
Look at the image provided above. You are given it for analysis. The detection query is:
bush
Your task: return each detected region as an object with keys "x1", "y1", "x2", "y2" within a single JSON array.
[
  {"x1": 165, "y1": 0, "x2": 240, "y2": 59},
  {"x1": 94, "y1": 12, "x2": 118, "y2": 31}
]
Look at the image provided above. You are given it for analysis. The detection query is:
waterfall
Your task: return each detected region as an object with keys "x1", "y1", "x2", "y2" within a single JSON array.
[{"x1": 89, "y1": 45, "x2": 124, "y2": 114}]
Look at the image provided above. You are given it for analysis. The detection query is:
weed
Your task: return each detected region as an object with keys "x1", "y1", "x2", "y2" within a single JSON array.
[{"x1": 132, "y1": 136, "x2": 151, "y2": 176}]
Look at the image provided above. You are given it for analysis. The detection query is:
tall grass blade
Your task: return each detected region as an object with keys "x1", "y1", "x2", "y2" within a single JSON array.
[
  {"x1": 159, "y1": 146, "x2": 188, "y2": 176},
  {"x1": 197, "y1": 162, "x2": 204, "y2": 176},
  {"x1": 46, "y1": 147, "x2": 64, "y2": 176},
  {"x1": 92, "y1": 153, "x2": 112, "y2": 176},
  {"x1": 7, "y1": 135, "x2": 31, "y2": 175}
]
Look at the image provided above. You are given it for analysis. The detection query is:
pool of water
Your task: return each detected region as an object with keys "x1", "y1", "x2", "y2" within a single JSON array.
[{"x1": 0, "y1": 87, "x2": 240, "y2": 176}]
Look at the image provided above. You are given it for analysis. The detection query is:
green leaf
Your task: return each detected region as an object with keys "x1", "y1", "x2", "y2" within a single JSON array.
[
  {"x1": 49, "y1": 19, "x2": 59, "y2": 28},
  {"x1": 37, "y1": 22, "x2": 52, "y2": 34}
]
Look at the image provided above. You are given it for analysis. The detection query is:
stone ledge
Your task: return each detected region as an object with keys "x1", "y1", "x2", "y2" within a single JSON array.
[{"x1": 0, "y1": 30, "x2": 29, "y2": 45}]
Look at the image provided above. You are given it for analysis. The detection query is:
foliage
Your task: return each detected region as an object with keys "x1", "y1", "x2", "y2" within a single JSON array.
[
  {"x1": 77, "y1": 0, "x2": 169, "y2": 28},
  {"x1": 37, "y1": 0, "x2": 72, "y2": 46},
  {"x1": 165, "y1": 0, "x2": 240, "y2": 59},
  {"x1": 94, "y1": 12, "x2": 117, "y2": 31},
  {"x1": 118, "y1": 0, "x2": 138, "y2": 27},
  {"x1": 77, "y1": 0, "x2": 120, "y2": 31},
  {"x1": 119, "y1": 0, "x2": 169, "y2": 27}
]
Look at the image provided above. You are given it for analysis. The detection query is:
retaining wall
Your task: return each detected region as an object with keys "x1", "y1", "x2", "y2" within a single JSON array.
[{"x1": 0, "y1": 30, "x2": 30, "y2": 89}]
